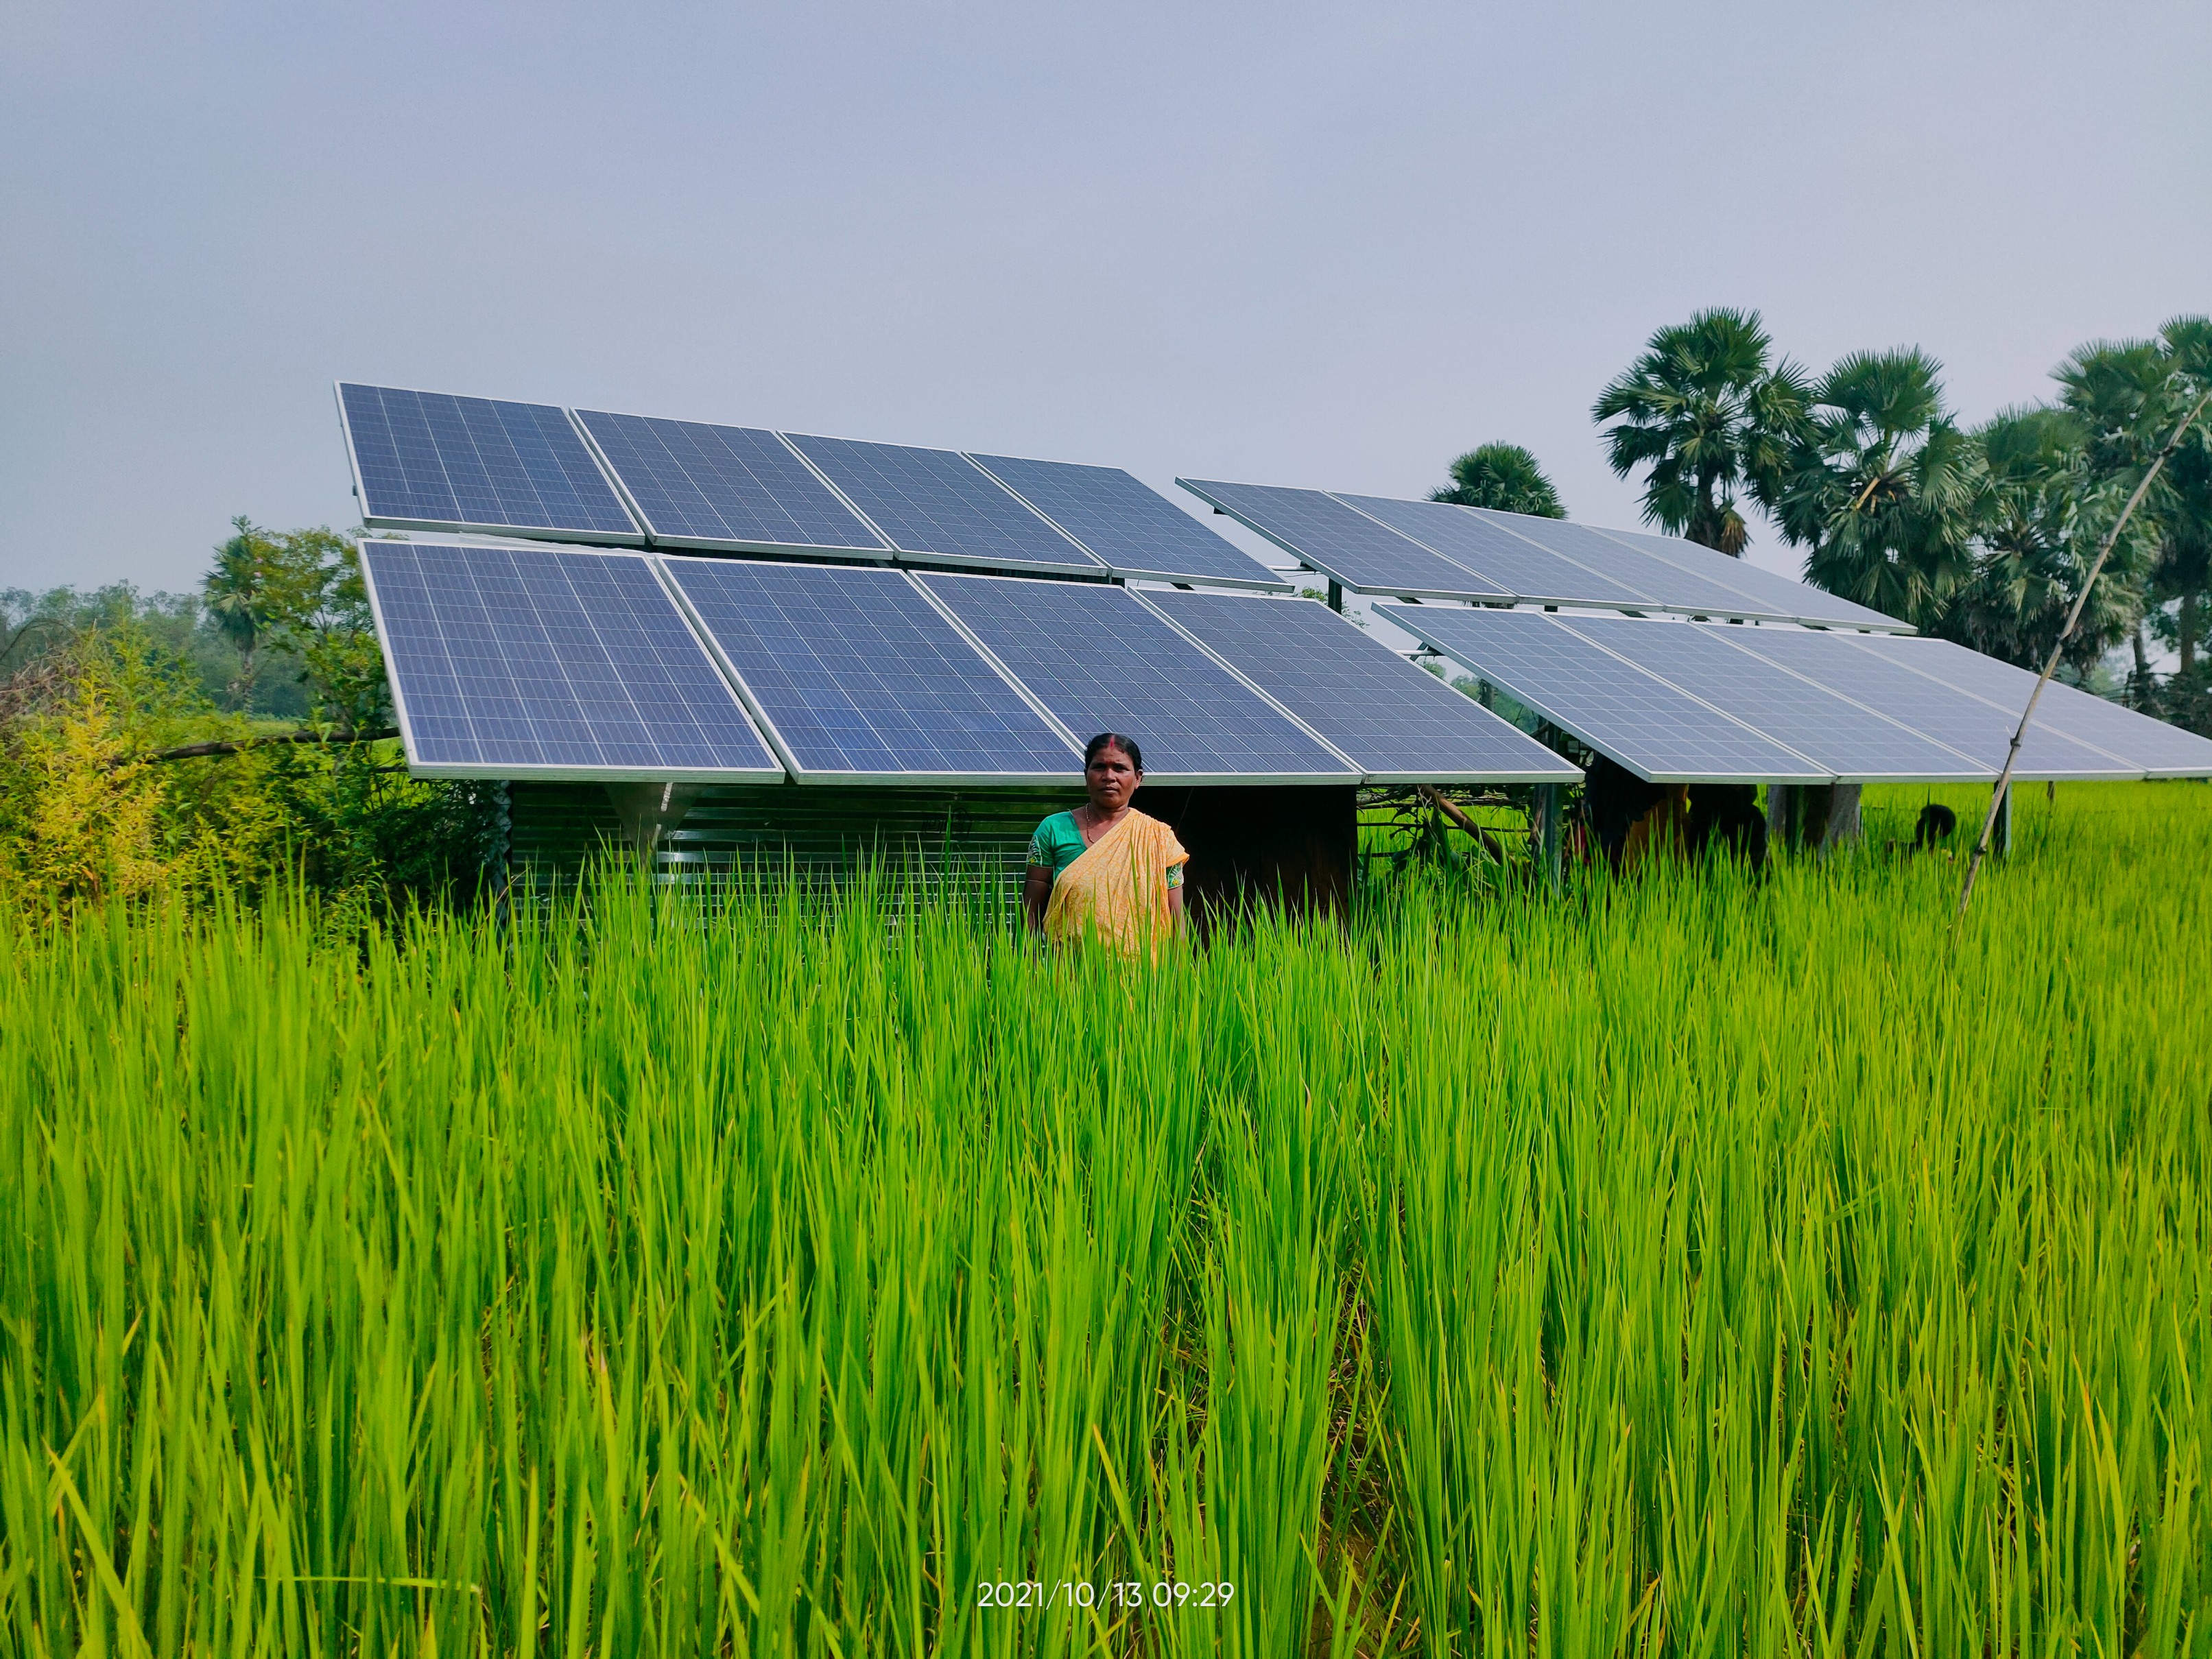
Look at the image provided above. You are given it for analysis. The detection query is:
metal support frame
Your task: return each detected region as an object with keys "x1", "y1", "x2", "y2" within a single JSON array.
[
  {"x1": 1765, "y1": 782, "x2": 1795, "y2": 854},
  {"x1": 1532, "y1": 783, "x2": 1562, "y2": 888},
  {"x1": 1992, "y1": 783, "x2": 2012, "y2": 857},
  {"x1": 1327, "y1": 579, "x2": 1344, "y2": 613}
]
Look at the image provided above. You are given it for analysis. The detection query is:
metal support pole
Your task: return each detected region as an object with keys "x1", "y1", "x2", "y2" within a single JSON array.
[
  {"x1": 1992, "y1": 783, "x2": 2012, "y2": 857},
  {"x1": 1765, "y1": 783, "x2": 1794, "y2": 855},
  {"x1": 1327, "y1": 579, "x2": 1343, "y2": 613},
  {"x1": 1533, "y1": 783, "x2": 1562, "y2": 889}
]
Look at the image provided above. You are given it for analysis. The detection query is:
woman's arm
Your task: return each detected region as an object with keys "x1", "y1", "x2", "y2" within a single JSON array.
[
  {"x1": 1167, "y1": 883, "x2": 1185, "y2": 932},
  {"x1": 1022, "y1": 865, "x2": 1054, "y2": 933}
]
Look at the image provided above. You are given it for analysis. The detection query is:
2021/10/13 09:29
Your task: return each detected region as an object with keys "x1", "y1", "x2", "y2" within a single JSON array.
[{"x1": 975, "y1": 1580, "x2": 1235, "y2": 1611}]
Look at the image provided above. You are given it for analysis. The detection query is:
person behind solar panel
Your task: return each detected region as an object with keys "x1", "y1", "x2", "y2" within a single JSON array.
[
  {"x1": 1023, "y1": 734, "x2": 1189, "y2": 950},
  {"x1": 1887, "y1": 802, "x2": 1959, "y2": 857}
]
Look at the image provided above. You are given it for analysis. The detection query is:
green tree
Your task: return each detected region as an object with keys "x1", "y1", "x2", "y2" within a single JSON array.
[
  {"x1": 1776, "y1": 348, "x2": 1980, "y2": 629},
  {"x1": 2058, "y1": 320, "x2": 2212, "y2": 689},
  {"x1": 1429, "y1": 443, "x2": 1565, "y2": 517},
  {"x1": 201, "y1": 521, "x2": 390, "y2": 724},
  {"x1": 1591, "y1": 307, "x2": 1809, "y2": 553},
  {"x1": 1937, "y1": 406, "x2": 2148, "y2": 673}
]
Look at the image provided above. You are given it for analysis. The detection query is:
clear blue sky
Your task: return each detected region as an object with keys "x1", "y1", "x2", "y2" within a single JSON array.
[{"x1": 4, "y1": 0, "x2": 2207, "y2": 595}]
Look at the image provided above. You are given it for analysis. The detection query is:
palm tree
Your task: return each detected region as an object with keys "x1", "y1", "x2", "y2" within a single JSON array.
[
  {"x1": 1429, "y1": 443, "x2": 1565, "y2": 517},
  {"x1": 1940, "y1": 406, "x2": 2146, "y2": 673},
  {"x1": 1591, "y1": 307, "x2": 1809, "y2": 554},
  {"x1": 1776, "y1": 349, "x2": 1979, "y2": 628},
  {"x1": 2059, "y1": 322, "x2": 2212, "y2": 678}
]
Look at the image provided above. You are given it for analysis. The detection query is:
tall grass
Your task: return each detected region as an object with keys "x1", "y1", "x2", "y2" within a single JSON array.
[{"x1": 1, "y1": 782, "x2": 2206, "y2": 1656}]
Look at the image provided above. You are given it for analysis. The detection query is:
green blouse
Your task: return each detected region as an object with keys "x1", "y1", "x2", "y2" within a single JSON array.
[{"x1": 1027, "y1": 811, "x2": 1185, "y2": 887}]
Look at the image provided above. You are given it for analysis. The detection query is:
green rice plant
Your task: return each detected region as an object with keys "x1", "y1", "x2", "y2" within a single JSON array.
[{"x1": 1, "y1": 781, "x2": 2207, "y2": 1656}]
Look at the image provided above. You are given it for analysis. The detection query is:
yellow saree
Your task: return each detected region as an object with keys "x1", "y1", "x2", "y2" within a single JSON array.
[{"x1": 1041, "y1": 809, "x2": 1190, "y2": 953}]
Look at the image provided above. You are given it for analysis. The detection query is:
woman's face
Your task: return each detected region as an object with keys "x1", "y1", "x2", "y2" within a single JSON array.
[{"x1": 1086, "y1": 745, "x2": 1139, "y2": 812}]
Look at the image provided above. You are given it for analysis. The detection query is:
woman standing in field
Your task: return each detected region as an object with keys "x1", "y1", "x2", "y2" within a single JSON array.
[{"x1": 1023, "y1": 732, "x2": 1189, "y2": 951}]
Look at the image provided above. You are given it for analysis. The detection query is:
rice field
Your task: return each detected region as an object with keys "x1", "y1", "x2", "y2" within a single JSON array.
[{"x1": 2, "y1": 782, "x2": 2207, "y2": 1657}]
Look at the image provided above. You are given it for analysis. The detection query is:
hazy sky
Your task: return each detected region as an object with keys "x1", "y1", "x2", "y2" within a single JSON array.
[{"x1": 5, "y1": 0, "x2": 2207, "y2": 595}]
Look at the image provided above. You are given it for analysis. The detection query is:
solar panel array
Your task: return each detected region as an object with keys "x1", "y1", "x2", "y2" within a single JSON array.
[
  {"x1": 1848, "y1": 634, "x2": 2212, "y2": 778},
  {"x1": 1180, "y1": 479, "x2": 1506, "y2": 599},
  {"x1": 340, "y1": 385, "x2": 641, "y2": 542},
  {"x1": 1717, "y1": 627, "x2": 2137, "y2": 779},
  {"x1": 1551, "y1": 614, "x2": 1987, "y2": 781},
  {"x1": 1384, "y1": 605, "x2": 2212, "y2": 783},
  {"x1": 1184, "y1": 476, "x2": 1909, "y2": 630},
  {"x1": 361, "y1": 542, "x2": 779, "y2": 779},
  {"x1": 969, "y1": 453, "x2": 1284, "y2": 588},
  {"x1": 1381, "y1": 606, "x2": 1825, "y2": 783},
  {"x1": 1144, "y1": 590, "x2": 1578, "y2": 783},
  {"x1": 339, "y1": 381, "x2": 1285, "y2": 588},
  {"x1": 784, "y1": 435, "x2": 1107, "y2": 575},
  {"x1": 915, "y1": 575, "x2": 1359, "y2": 783},
  {"x1": 572, "y1": 411, "x2": 888, "y2": 555},
  {"x1": 663, "y1": 558, "x2": 1076, "y2": 782}
]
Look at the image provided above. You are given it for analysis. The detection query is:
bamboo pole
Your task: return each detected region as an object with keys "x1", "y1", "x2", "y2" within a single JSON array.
[{"x1": 1957, "y1": 387, "x2": 2211, "y2": 918}]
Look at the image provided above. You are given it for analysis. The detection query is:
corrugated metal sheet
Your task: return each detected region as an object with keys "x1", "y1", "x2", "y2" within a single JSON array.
[{"x1": 508, "y1": 781, "x2": 1085, "y2": 912}]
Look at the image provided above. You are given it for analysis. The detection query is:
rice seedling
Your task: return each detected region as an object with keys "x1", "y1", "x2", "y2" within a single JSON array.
[{"x1": 1, "y1": 781, "x2": 2206, "y2": 1656}]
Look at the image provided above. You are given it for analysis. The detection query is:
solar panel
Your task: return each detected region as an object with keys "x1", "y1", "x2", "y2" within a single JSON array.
[
  {"x1": 1379, "y1": 604, "x2": 1826, "y2": 783},
  {"x1": 968, "y1": 453, "x2": 1287, "y2": 589},
  {"x1": 361, "y1": 542, "x2": 781, "y2": 780},
  {"x1": 660, "y1": 558, "x2": 1078, "y2": 783},
  {"x1": 1333, "y1": 494, "x2": 1653, "y2": 606},
  {"x1": 1590, "y1": 525, "x2": 1906, "y2": 630},
  {"x1": 1846, "y1": 634, "x2": 2212, "y2": 777},
  {"x1": 916, "y1": 573, "x2": 1357, "y2": 783},
  {"x1": 785, "y1": 435, "x2": 1106, "y2": 574},
  {"x1": 1178, "y1": 479, "x2": 1508, "y2": 598},
  {"x1": 1469, "y1": 511, "x2": 1791, "y2": 620},
  {"x1": 1713, "y1": 626, "x2": 2138, "y2": 780},
  {"x1": 1551, "y1": 615, "x2": 1989, "y2": 781},
  {"x1": 573, "y1": 411, "x2": 889, "y2": 556},
  {"x1": 337, "y1": 384, "x2": 640, "y2": 542},
  {"x1": 1143, "y1": 590, "x2": 1580, "y2": 783}
]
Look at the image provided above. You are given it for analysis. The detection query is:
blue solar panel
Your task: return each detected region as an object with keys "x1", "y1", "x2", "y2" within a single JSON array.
[
  {"x1": 968, "y1": 453, "x2": 1286, "y2": 588},
  {"x1": 784, "y1": 435, "x2": 1105, "y2": 573},
  {"x1": 1144, "y1": 591, "x2": 1579, "y2": 783},
  {"x1": 1178, "y1": 480, "x2": 1505, "y2": 597},
  {"x1": 1845, "y1": 634, "x2": 2212, "y2": 777},
  {"x1": 1713, "y1": 626, "x2": 2137, "y2": 779},
  {"x1": 1552, "y1": 615, "x2": 1989, "y2": 781},
  {"x1": 1379, "y1": 604, "x2": 1826, "y2": 783},
  {"x1": 916, "y1": 574, "x2": 1355, "y2": 781},
  {"x1": 1469, "y1": 512, "x2": 1786, "y2": 619},
  {"x1": 337, "y1": 384, "x2": 639, "y2": 540},
  {"x1": 1591, "y1": 525, "x2": 1906, "y2": 630},
  {"x1": 573, "y1": 411, "x2": 888, "y2": 554},
  {"x1": 1333, "y1": 494, "x2": 1652, "y2": 606},
  {"x1": 661, "y1": 559, "x2": 1078, "y2": 780},
  {"x1": 361, "y1": 542, "x2": 780, "y2": 778}
]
